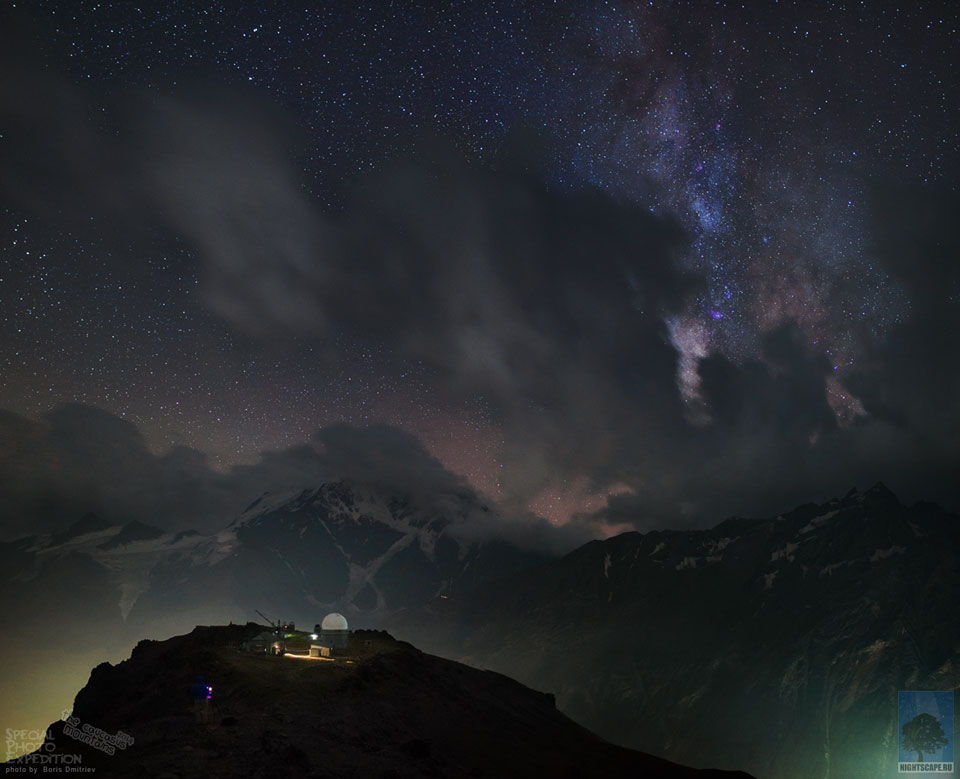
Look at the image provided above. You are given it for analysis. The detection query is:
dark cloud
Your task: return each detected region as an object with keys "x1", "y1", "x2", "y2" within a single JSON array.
[
  {"x1": 2, "y1": 25, "x2": 958, "y2": 537},
  {"x1": 0, "y1": 405, "x2": 230, "y2": 537},
  {"x1": 578, "y1": 251, "x2": 960, "y2": 532},
  {"x1": 140, "y1": 89, "x2": 331, "y2": 334},
  {"x1": 699, "y1": 323, "x2": 837, "y2": 440},
  {"x1": 838, "y1": 183, "x2": 960, "y2": 509},
  {"x1": 0, "y1": 405, "x2": 584, "y2": 555},
  {"x1": 323, "y1": 149, "x2": 696, "y2": 505},
  {"x1": 0, "y1": 27, "x2": 324, "y2": 316},
  {"x1": 309, "y1": 424, "x2": 470, "y2": 499},
  {"x1": 849, "y1": 185, "x2": 960, "y2": 425},
  {"x1": 0, "y1": 39, "x2": 698, "y2": 509}
]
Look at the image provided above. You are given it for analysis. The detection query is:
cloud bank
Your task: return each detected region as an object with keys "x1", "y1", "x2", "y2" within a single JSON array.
[
  {"x1": 0, "y1": 405, "x2": 587, "y2": 555},
  {"x1": 2, "y1": 33, "x2": 958, "y2": 536}
]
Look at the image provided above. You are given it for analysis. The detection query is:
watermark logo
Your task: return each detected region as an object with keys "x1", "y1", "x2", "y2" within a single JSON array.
[
  {"x1": 899, "y1": 690, "x2": 954, "y2": 774},
  {"x1": 4, "y1": 728, "x2": 55, "y2": 761},
  {"x1": 61, "y1": 714, "x2": 133, "y2": 757},
  {"x1": 4, "y1": 719, "x2": 83, "y2": 769}
]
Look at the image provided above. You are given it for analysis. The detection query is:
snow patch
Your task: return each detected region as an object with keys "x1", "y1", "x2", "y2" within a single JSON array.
[
  {"x1": 704, "y1": 537, "x2": 736, "y2": 558},
  {"x1": 237, "y1": 487, "x2": 310, "y2": 524},
  {"x1": 37, "y1": 526, "x2": 122, "y2": 553},
  {"x1": 603, "y1": 553, "x2": 612, "y2": 579},
  {"x1": 860, "y1": 639, "x2": 890, "y2": 655},
  {"x1": 870, "y1": 545, "x2": 906, "y2": 562},
  {"x1": 198, "y1": 528, "x2": 239, "y2": 567},
  {"x1": 118, "y1": 577, "x2": 150, "y2": 620},
  {"x1": 763, "y1": 571, "x2": 778, "y2": 590},
  {"x1": 799, "y1": 509, "x2": 839, "y2": 534},
  {"x1": 417, "y1": 523, "x2": 440, "y2": 561},
  {"x1": 675, "y1": 556, "x2": 697, "y2": 570},
  {"x1": 677, "y1": 685, "x2": 707, "y2": 709},
  {"x1": 933, "y1": 658, "x2": 954, "y2": 679},
  {"x1": 771, "y1": 542, "x2": 799, "y2": 563},
  {"x1": 820, "y1": 560, "x2": 855, "y2": 576},
  {"x1": 649, "y1": 542, "x2": 666, "y2": 556},
  {"x1": 344, "y1": 561, "x2": 385, "y2": 611},
  {"x1": 93, "y1": 533, "x2": 207, "y2": 618}
]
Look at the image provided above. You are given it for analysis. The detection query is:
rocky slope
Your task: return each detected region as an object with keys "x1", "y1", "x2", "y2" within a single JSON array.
[
  {"x1": 0, "y1": 480, "x2": 548, "y2": 640},
  {"x1": 131, "y1": 480, "x2": 547, "y2": 627},
  {"x1": 4, "y1": 624, "x2": 756, "y2": 779},
  {"x1": 391, "y1": 484, "x2": 960, "y2": 779}
]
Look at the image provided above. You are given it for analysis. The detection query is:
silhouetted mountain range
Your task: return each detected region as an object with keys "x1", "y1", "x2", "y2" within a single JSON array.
[
  {"x1": 391, "y1": 484, "x2": 960, "y2": 779},
  {"x1": 3, "y1": 482, "x2": 957, "y2": 777}
]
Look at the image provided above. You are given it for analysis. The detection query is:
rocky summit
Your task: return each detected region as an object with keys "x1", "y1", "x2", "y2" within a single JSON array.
[
  {"x1": 1, "y1": 480, "x2": 547, "y2": 640},
  {"x1": 5, "y1": 624, "x2": 754, "y2": 779}
]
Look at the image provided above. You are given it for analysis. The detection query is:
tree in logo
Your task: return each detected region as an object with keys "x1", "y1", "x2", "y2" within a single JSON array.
[{"x1": 902, "y1": 712, "x2": 948, "y2": 762}]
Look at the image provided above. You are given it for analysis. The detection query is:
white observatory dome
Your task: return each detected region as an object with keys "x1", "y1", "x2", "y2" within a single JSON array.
[{"x1": 321, "y1": 612, "x2": 348, "y2": 631}]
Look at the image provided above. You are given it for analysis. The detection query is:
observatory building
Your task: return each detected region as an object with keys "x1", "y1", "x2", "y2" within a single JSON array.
[{"x1": 318, "y1": 612, "x2": 349, "y2": 650}]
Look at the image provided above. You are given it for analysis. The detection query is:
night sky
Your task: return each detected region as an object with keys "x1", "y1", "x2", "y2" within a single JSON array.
[{"x1": 1, "y1": 1, "x2": 958, "y2": 540}]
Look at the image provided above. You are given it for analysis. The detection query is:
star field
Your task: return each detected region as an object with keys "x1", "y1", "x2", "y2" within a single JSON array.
[{"x1": 1, "y1": 1, "x2": 957, "y2": 526}]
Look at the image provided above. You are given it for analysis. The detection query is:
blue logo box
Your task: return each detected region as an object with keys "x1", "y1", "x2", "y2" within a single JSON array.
[{"x1": 898, "y1": 691, "x2": 954, "y2": 774}]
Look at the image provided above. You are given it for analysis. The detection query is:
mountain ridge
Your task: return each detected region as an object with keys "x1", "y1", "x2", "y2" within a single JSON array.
[
  {"x1": 3, "y1": 624, "x2": 757, "y2": 778},
  {"x1": 1, "y1": 478, "x2": 550, "y2": 630},
  {"x1": 390, "y1": 484, "x2": 960, "y2": 779}
]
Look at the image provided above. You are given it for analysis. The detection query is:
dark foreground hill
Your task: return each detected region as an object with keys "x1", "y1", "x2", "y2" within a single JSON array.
[{"x1": 5, "y1": 624, "x2": 755, "y2": 779}]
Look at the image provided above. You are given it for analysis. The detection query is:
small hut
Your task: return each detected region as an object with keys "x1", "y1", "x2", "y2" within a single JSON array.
[{"x1": 244, "y1": 631, "x2": 279, "y2": 653}]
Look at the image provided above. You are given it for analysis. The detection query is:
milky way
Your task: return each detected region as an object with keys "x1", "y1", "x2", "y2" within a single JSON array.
[
  {"x1": 550, "y1": 3, "x2": 949, "y2": 410},
  {"x1": 1, "y1": 1, "x2": 957, "y2": 528}
]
